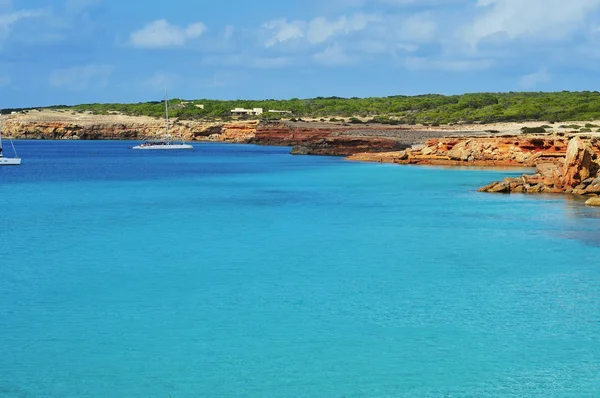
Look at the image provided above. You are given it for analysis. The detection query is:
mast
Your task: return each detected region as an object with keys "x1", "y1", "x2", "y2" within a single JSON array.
[
  {"x1": 0, "y1": 112, "x2": 3, "y2": 154},
  {"x1": 164, "y1": 88, "x2": 170, "y2": 144}
]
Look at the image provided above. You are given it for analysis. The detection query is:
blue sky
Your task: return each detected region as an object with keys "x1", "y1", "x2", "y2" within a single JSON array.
[{"x1": 1, "y1": 0, "x2": 600, "y2": 107}]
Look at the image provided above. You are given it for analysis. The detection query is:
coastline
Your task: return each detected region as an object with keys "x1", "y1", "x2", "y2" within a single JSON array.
[{"x1": 4, "y1": 109, "x2": 600, "y2": 205}]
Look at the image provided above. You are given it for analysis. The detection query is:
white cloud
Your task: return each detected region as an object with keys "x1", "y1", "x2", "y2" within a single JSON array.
[
  {"x1": 460, "y1": 0, "x2": 600, "y2": 47},
  {"x1": 129, "y1": 19, "x2": 207, "y2": 49},
  {"x1": 0, "y1": 9, "x2": 45, "y2": 37},
  {"x1": 313, "y1": 43, "x2": 354, "y2": 65},
  {"x1": 263, "y1": 13, "x2": 377, "y2": 47},
  {"x1": 307, "y1": 13, "x2": 378, "y2": 44},
  {"x1": 519, "y1": 67, "x2": 551, "y2": 88},
  {"x1": 49, "y1": 64, "x2": 114, "y2": 91},
  {"x1": 263, "y1": 18, "x2": 305, "y2": 47}
]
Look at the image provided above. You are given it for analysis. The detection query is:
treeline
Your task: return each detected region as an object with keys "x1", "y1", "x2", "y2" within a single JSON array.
[{"x1": 8, "y1": 91, "x2": 600, "y2": 124}]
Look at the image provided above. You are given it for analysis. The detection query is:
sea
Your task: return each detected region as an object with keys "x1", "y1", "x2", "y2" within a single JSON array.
[{"x1": 1, "y1": 140, "x2": 599, "y2": 398}]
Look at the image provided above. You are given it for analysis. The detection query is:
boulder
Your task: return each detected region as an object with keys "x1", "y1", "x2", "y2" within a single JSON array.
[
  {"x1": 585, "y1": 197, "x2": 600, "y2": 206},
  {"x1": 583, "y1": 176, "x2": 600, "y2": 194},
  {"x1": 562, "y1": 137, "x2": 597, "y2": 188}
]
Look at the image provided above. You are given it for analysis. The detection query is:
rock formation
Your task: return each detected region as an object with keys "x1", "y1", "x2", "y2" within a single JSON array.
[
  {"x1": 348, "y1": 135, "x2": 571, "y2": 166},
  {"x1": 477, "y1": 136, "x2": 600, "y2": 195},
  {"x1": 586, "y1": 197, "x2": 600, "y2": 206},
  {"x1": 4, "y1": 111, "x2": 481, "y2": 156}
]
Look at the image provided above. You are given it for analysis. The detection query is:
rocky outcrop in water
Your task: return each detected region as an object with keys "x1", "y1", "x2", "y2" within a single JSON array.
[{"x1": 478, "y1": 136, "x2": 600, "y2": 195}]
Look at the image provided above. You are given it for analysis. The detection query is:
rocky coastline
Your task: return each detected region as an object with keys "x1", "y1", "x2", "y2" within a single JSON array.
[
  {"x1": 348, "y1": 134, "x2": 600, "y2": 205},
  {"x1": 3, "y1": 110, "x2": 600, "y2": 206},
  {"x1": 1, "y1": 110, "x2": 488, "y2": 156}
]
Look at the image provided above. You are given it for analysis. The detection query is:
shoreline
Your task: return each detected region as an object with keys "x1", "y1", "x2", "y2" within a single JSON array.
[{"x1": 4, "y1": 110, "x2": 600, "y2": 205}]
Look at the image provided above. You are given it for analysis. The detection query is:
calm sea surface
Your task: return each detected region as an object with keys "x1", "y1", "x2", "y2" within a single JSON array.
[{"x1": 1, "y1": 140, "x2": 599, "y2": 397}]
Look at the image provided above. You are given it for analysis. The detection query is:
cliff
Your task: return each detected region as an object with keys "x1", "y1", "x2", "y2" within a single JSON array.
[
  {"x1": 478, "y1": 136, "x2": 600, "y2": 199},
  {"x1": 3, "y1": 111, "x2": 485, "y2": 156},
  {"x1": 348, "y1": 135, "x2": 571, "y2": 166}
]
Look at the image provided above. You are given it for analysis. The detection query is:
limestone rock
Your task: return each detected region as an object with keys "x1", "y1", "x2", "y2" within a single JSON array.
[
  {"x1": 585, "y1": 197, "x2": 600, "y2": 206},
  {"x1": 562, "y1": 137, "x2": 597, "y2": 188},
  {"x1": 478, "y1": 136, "x2": 600, "y2": 196}
]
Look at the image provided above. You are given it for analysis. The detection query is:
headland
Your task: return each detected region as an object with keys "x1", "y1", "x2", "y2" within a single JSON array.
[{"x1": 3, "y1": 107, "x2": 600, "y2": 205}]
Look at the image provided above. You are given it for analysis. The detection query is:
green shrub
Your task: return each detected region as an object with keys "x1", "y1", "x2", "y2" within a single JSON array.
[{"x1": 521, "y1": 126, "x2": 547, "y2": 134}]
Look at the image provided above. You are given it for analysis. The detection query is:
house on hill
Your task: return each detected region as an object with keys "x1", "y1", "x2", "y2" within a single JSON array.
[{"x1": 231, "y1": 107, "x2": 263, "y2": 116}]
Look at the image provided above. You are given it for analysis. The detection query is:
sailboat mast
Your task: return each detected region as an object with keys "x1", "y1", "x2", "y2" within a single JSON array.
[
  {"x1": 164, "y1": 88, "x2": 169, "y2": 143},
  {"x1": 0, "y1": 113, "x2": 4, "y2": 152}
]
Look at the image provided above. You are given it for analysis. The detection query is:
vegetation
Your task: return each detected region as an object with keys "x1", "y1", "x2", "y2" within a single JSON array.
[
  {"x1": 5, "y1": 91, "x2": 600, "y2": 124},
  {"x1": 521, "y1": 126, "x2": 548, "y2": 134}
]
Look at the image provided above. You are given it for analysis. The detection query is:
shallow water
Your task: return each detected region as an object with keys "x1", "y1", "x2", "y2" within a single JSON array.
[{"x1": 1, "y1": 141, "x2": 599, "y2": 397}]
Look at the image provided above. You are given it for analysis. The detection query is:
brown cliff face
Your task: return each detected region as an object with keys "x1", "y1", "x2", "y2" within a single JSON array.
[
  {"x1": 348, "y1": 135, "x2": 571, "y2": 166},
  {"x1": 477, "y1": 136, "x2": 600, "y2": 195},
  {"x1": 2, "y1": 111, "x2": 227, "y2": 141},
  {"x1": 250, "y1": 122, "x2": 422, "y2": 156},
  {"x1": 3, "y1": 112, "x2": 417, "y2": 155},
  {"x1": 348, "y1": 134, "x2": 600, "y2": 196}
]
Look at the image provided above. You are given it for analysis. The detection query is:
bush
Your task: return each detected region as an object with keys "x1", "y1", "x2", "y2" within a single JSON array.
[
  {"x1": 521, "y1": 126, "x2": 547, "y2": 134},
  {"x1": 348, "y1": 117, "x2": 363, "y2": 124}
]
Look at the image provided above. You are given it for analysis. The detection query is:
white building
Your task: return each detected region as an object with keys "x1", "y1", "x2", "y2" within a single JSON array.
[
  {"x1": 231, "y1": 107, "x2": 263, "y2": 116},
  {"x1": 268, "y1": 109, "x2": 292, "y2": 114}
]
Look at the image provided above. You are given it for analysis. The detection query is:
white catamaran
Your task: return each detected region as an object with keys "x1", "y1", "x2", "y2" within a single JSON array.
[
  {"x1": 0, "y1": 113, "x2": 21, "y2": 165},
  {"x1": 132, "y1": 91, "x2": 193, "y2": 150}
]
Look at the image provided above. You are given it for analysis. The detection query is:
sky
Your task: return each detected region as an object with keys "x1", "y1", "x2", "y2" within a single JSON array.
[{"x1": 1, "y1": 0, "x2": 600, "y2": 107}]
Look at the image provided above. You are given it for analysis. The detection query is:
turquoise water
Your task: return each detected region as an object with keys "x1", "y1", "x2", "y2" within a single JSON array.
[{"x1": 1, "y1": 141, "x2": 600, "y2": 397}]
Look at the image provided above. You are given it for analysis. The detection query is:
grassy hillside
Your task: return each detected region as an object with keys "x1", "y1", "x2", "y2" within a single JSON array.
[{"x1": 5, "y1": 91, "x2": 600, "y2": 124}]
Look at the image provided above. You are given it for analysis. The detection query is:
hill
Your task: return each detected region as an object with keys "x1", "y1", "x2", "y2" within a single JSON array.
[{"x1": 4, "y1": 91, "x2": 600, "y2": 125}]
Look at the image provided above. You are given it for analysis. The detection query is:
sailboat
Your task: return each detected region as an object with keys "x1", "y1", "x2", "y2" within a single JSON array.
[
  {"x1": 132, "y1": 90, "x2": 193, "y2": 150},
  {"x1": 0, "y1": 113, "x2": 21, "y2": 165}
]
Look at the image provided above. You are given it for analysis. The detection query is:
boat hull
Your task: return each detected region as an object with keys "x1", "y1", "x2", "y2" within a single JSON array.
[
  {"x1": 0, "y1": 157, "x2": 21, "y2": 165},
  {"x1": 131, "y1": 144, "x2": 194, "y2": 150}
]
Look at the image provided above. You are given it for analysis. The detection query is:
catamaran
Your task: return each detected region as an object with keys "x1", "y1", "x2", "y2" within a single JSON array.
[
  {"x1": 0, "y1": 113, "x2": 21, "y2": 165},
  {"x1": 132, "y1": 91, "x2": 193, "y2": 150}
]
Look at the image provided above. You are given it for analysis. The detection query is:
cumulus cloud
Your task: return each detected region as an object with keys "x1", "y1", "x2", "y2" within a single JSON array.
[
  {"x1": 49, "y1": 64, "x2": 114, "y2": 90},
  {"x1": 129, "y1": 19, "x2": 207, "y2": 49},
  {"x1": 460, "y1": 0, "x2": 600, "y2": 47},
  {"x1": 307, "y1": 13, "x2": 378, "y2": 44},
  {"x1": 263, "y1": 13, "x2": 377, "y2": 47},
  {"x1": 0, "y1": 9, "x2": 45, "y2": 37},
  {"x1": 263, "y1": 18, "x2": 305, "y2": 47}
]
